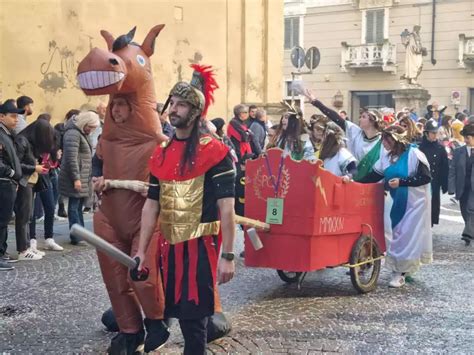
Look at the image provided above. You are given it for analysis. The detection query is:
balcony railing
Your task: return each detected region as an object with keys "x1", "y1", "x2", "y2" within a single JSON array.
[
  {"x1": 458, "y1": 34, "x2": 474, "y2": 69},
  {"x1": 341, "y1": 40, "x2": 396, "y2": 74}
]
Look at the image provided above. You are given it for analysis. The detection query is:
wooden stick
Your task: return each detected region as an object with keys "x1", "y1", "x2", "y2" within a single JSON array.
[
  {"x1": 235, "y1": 215, "x2": 270, "y2": 231},
  {"x1": 103, "y1": 180, "x2": 271, "y2": 231}
]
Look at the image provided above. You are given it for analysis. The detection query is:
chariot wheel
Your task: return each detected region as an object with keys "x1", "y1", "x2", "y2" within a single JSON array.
[
  {"x1": 277, "y1": 270, "x2": 303, "y2": 283},
  {"x1": 349, "y1": 235, "x2": 382, "y2": 293}
]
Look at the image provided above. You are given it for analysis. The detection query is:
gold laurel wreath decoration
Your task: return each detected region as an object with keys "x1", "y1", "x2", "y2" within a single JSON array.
[
  {"x1": 253, "y1": 166, "x2": 265, "y2": 201},
  {"x1": 278, "y1": 166, "x2": 290, "y2": 198}
]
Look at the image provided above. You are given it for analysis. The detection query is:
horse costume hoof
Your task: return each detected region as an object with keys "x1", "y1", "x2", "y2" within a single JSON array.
[
  {"x1": 144, "y1": 318, "x2": 170, "y2": 352},
  {"x1": 207, "y1": 312, "x2": 232, "y2": 343},
  {"x1": 102, "y1": 307, "x2": 120, "y2": 332},
  {"x1": 107, "y1": 330, "x2": 145, "y2": 355}
]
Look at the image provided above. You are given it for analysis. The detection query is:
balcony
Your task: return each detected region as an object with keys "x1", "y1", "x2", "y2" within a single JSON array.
[
  {"x1": 340, "y1": 40, "x2": 397, "y2": 74},
  {"x1": 458, "y1": 34, "x2": 474, "y2": 70}
]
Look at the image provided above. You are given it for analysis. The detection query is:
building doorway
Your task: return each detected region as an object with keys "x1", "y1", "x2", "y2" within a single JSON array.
[{"x1": 351, "y1": 91, "x2": 395, "y2": 123}]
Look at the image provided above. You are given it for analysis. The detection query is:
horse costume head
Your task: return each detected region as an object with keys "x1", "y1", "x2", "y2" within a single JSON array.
[
  {"x1": 77, "y1": 25, "x2": 164, "y2": 95},
  {"x1": 77, "y1": 25, "x2": 168, "y2": 141}
]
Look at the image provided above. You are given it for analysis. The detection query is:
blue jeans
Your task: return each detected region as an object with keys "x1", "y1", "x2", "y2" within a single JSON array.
[
  {"x1": 33, "y1": 193, "x2": 43, "y2": 219},
  {"x1": 68, "y1": 197, "x2": 84, "y2": 243},
  {"x1": 50, "y1": 169, "x2": 59, "y2": 209},
  {"x1": 30, "y1": 175, "x2": 55, "y2": 239}
]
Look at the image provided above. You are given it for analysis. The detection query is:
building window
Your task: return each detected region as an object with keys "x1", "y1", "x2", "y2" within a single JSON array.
[
  {"x1": 284, "y1": 17, "x2": 300, "y2": 50},
  {"x1": 283, "y1": 98, "x2": 302, "y2": 112},
  {"x1": 284, "y1": 80, "x2": 302, "y2": 98},
  {"x1": 351, "y1": 91, "x2": 394, "y2": 122},
  {"x1": 365, "y1": 9, "x2": 384, "y2": 44}
]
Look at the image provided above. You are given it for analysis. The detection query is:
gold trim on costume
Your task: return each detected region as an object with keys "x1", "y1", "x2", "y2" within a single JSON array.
[
  {"x1": 158, "y1": 176, "x2": 220, "y2": 244},
  {"x1": 199, "y1": 136, "x2": 212, "y2": 145},
  {"x1": 212, "y1": 169, "x2": 235, "y2": 179}
]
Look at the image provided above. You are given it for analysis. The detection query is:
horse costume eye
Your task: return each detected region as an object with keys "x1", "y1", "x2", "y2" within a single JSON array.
[{"x1": 136, "y1": 55, "x2": 146, "y2": 66}]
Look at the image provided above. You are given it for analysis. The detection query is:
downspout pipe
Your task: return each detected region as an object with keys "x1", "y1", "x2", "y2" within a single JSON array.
[{"x1": 431, "y1": 0, "x2": 437, "y2": 65}]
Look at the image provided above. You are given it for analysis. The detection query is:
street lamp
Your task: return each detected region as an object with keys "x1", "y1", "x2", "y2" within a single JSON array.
[{"x1": 333, "y1": 90, "x2": 344, "y2": 108}]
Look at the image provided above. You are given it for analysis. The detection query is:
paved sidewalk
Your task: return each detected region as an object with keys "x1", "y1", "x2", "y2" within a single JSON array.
[{"x1": 1, "y1": 201, "x2": 473, "y2": 354}]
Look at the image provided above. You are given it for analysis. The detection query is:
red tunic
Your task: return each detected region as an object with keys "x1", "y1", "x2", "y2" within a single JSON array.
[{"x1": 148, "y1": 135, "x2": 233, "y2": 319}]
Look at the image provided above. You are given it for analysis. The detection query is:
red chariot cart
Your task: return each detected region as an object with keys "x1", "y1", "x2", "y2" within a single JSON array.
[{"x1": 243, "y1": 148, "x2": 386, "y2": 293}]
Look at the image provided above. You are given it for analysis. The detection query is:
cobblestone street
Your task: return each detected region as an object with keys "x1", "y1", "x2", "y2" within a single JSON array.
[{"x1": 1, "y1": 197, "x2": 473, "y2": 354}]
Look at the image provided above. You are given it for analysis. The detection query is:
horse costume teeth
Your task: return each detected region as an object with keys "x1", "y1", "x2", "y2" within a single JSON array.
[{"x1": 77, "y1": 71, "x2": 125, "y2": 90}]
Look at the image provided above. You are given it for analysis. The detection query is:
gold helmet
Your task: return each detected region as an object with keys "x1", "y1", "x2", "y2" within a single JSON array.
[{"x1": 165, "y1": 64, "x2": 218, "y2": 118}]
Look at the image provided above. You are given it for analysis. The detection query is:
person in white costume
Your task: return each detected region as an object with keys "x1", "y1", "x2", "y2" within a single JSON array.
[
  {"x1": 304, "y1": 90, "x2": 384, "y2": 181},
  {"x1": 359, "y1": 125, "x2": 433, "y2": 288},
  {"x1": 319, "y1": 122, "x2": 357, "y2": 179}
]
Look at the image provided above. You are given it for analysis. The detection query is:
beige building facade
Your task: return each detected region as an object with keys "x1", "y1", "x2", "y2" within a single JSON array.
[
  {"x1": 284, "y1": 0, "x2": 474, "y2": 121},
  {"x1": 0, "y1": 0, "x2": 283, "y2": 125}
]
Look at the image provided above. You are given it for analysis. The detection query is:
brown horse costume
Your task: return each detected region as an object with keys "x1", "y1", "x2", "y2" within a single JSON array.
[{"x1": 77, "y1": 25, "x2": 168, "y2": 335}]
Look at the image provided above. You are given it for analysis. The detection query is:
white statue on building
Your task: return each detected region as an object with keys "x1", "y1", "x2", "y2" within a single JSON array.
[{"x1": 401, "y1": 25, "x2": 427, "y2": 85}]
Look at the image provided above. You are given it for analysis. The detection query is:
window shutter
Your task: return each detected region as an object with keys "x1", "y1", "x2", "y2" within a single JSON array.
[
  {"x1": 284, "y1": 18, "x2": 291, "y2": 49},
  {"x1": 293, "y1": 17, "x2": 300, "y2": 48},
  {"x1": 375, "y1": 10, "x2": 384, "y2": 43},
  {"x1": 365, "y1": 10, "x2": 384, "y2": 44},
  {"x1": 365, "y1": 11, "x2": 375, "y2": 43},
  {"x1": 284, "y1": 17, "x2": 300, "y2": 49}
]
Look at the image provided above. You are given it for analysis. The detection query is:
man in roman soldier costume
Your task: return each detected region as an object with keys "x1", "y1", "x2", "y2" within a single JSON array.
[{"x1": 135, "y1": 64, "x2": 236, "y2": 354}]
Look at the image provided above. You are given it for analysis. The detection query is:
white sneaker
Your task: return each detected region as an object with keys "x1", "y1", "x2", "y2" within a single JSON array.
[
  {"x1": 18, "y1": 248, "x2": 42, "y2": 261},
  {"x1": 54, "y1": 214, "x2": 66, "y2": 221},
  {"x1": 30, "y1": 239, "x2": 46, "y2": 256},
  {"x1": 45, "y1": 238, "x2": 64, "y2": 251},
  {"x1": 388, "y1": 273, "x2": 406, "y2": 288}
]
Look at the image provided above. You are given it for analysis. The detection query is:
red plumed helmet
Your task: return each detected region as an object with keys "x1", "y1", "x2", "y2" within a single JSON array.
[{"x1": 189, "y1": 64, "x2": 219, "y2": 118}]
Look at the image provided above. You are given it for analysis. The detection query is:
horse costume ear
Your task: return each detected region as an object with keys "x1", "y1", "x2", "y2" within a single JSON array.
[
  {"x1": 100, "y1": 30, "x2": 115, "y2": 51},
  {"x1": 141, "y1": 24, "x2": 165, "y2": 57},
  {"x1": 126, "y1": 27, "x2": 136, "y2": 42}
]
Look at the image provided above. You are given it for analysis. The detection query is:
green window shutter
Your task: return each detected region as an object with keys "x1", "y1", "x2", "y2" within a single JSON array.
[
  {"x1": 284, "y1": 17, "x2": 300, "y2": 49},
  {"x1": 366, "y1": 10, "x2": 384, "y2": 44}
]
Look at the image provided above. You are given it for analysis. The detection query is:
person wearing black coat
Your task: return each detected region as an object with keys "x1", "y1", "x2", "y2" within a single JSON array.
[
  {"x1": 418, "y1": 119, "x2": 449, "y2": 226},
  {"x1": 0, "y1": 100, "x2": 23, "y2": 270}
]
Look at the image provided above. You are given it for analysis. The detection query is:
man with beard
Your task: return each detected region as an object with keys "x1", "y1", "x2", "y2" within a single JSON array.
[
  {"x1": 135, "y1": 64, "x2": 236, "y2": 354},
  {"x1": 14, "y1": 96, "x2": 34, "y2": 134}
]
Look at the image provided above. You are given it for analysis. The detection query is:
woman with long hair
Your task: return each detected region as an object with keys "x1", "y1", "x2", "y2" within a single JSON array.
[
  {"x1": 319, "y1": 121, "x2": 357, "y2": 179},
  {"x1": 267, "y1": 107, "x2": 315, "y2": 161},
  {"x1": 28, "y1": 114, "x2": 64, "y2": 252},
  {"x1": 304, "y1": 90, "x2": 383, "y2": 180},
  {"x1": 438, "y1": 115, "x2": 453, "y2": 142},
  {"x1": 398, "y1": 114, "x2": 422, "y2": 143},
  {"x1": 360, "y1": 126, "x2": 432, "y2": 288},
  {"x1": 14, "y1": 118, "x2": 59, "y2": 259}
]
